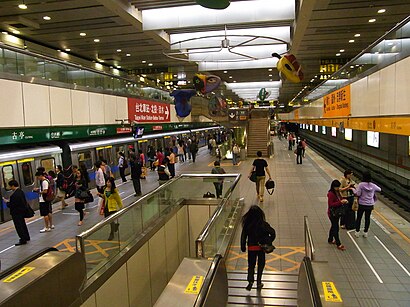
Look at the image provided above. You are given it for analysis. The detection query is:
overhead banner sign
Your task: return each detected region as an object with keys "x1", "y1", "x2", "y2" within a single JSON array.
[
  {"x1": 128, "y1": 98, "x2": 171, "y2": 123},
  {"x1": 323, "y1": 85, "x2": 351, "y2": 118},
  {"x1": 228, "y1": 108, "x2": 249, "y2": 121}
]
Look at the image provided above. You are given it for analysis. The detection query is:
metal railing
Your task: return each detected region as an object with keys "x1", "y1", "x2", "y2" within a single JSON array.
[{"x1": 304, "y1": 216, "x2": 315, "y2": 260}]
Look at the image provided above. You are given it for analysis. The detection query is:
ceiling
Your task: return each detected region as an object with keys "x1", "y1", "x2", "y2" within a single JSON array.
[{"x1": 0, "y1": 0, "x2": 409, "y2": 110}]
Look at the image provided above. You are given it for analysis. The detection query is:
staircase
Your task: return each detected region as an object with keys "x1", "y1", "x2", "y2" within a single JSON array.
[
  {"x1": 226, "y1": 270, "x2": 298, "y2": 306},
  {"x1": 247, "y1": 110, "x2": 270, "y2": 157}
]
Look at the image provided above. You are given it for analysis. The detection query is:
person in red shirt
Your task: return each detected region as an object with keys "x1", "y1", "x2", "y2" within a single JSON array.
[
  {"x1": 156, "y1": 148, "x2": 164, "y2": 166},
  {"x1": 327, "y1": 180, "x2": 349, "y2": 250}
]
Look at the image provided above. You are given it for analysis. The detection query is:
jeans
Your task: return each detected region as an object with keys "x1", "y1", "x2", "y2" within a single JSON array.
[
  {"x1": 288, "y1": 140, "x2": 293, "y2": 150},
  {"x1": 328, "y1": 214, "x2": 341, "y2": 246},
  {"x1": 356, "y1": 204, "x2": 373, "y2": 232},
  {"x1": 232, "y1": 153, "x2": 237, "y2": 165},
  {"x1": 296, "y1": 154, "x2": 302, "y2": 164},
  {"x1": 256, "y1": 176, "x2": 265, "y2": 197},
  {"x1": 247, "y1": 250, "x2": 265, "y2": 284},
  {"x1": 192, "y1": 152, "x2": 197, "y2": 163},
  {"x1": 213, "y1": 182, "x2": 223, "y2": 198}
]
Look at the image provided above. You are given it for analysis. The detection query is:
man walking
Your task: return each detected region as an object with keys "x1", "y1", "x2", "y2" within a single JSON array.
[
  {"x1": 130, "y1": 154, "x2": 142, "y2": 196},
  {"x1": 249, "y1": 151, "x2": 272, "y2": 203}
]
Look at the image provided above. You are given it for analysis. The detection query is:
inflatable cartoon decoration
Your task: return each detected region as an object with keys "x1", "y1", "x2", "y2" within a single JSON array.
[
  {"x1": 272, "y1": 53, "x2": 304, "y2": 83},
  {"x1": 193, "y1": 74, "x2": 222, "y2": 94},
  {"x1": 209, "y1": 95, "x2": 228, "y2": 117},
  {"x1": 196, "y1": 0, "x2": 230, "y2": 9},
  {"x1": 258, "y1": 88, "x2": 271, "y2": 101},
  {"x1": 170, "y1": 89, "x2": 196, "y2": 118}
]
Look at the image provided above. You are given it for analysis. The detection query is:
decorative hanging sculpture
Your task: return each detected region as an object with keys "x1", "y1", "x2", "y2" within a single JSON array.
[
  {"x1": 196, "y1": 0, "x2": 230, "y2": 9},
  {"x1": 272, "y1": 53, "x2": 304, "y2": 83},
  {"x1": 170, "y1": 89, "x2": 196, "y2": 118},
  {"x1": 209, "y1": 95, "x2": 228, "y2": 117},
  {"x1": 258, "y1": 88, "x2": 271, "y2": 101},
  {"x1": 193, "y1": 73, "x2": 222, "y2": 94}
]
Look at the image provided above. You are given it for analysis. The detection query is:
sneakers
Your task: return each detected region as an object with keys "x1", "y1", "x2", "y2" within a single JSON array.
[
  {"x1": 40, "y1": 227, "x2": 51, "y2": 233},
  {"x1": 337, "y1": 245, "x2": 346, "y2": 251},
  {"x1": 245, "y1": 283, "x2": 253, "y2": 291},
  {"x1": 51, "y1": 225, "x2": 55, "y2": 229},
  {"x1": 363, "y1": 232, "x2": 368, "y2": 238},
  {"x1": 354, "y1": 231, "x2": 360, "y2": 238},
  {"x1": 340, "y1": 225, "x2": 346, "y2": 229}
]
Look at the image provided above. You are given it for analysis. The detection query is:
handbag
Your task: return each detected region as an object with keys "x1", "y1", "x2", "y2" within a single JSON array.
[
  {"x1": 99, "y1": 199, "x2": 105, "y2": 216},
  {"x1": 330, "y1": 205, "x2": 346, "y2": 217},
  {"x1": 259, "y1": 243, "x2": 275, "y2": 254},
  {"x1": 265, "y1": 179, "x2": 275, "y2": 195},
  {"x1": 203, "y1": 191, "x2": 216, "y2": 198},
  {"x1": 24, "y1": 204, "x2": 35, "y2": 218},
  {"x1": 249, "y1": 171, "x2": 257, "y2": 183},
  {"x1": 352, "y1": 198, "x2": 359, "y2": 211}
]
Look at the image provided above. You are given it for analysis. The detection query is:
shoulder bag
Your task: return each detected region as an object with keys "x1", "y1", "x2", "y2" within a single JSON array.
[
  {"x1": 249, "y1": 171, "x2": 257, "y2": 183},
  {"x1": 330, "y1": 205, "x2": 346, "y2": 217}
]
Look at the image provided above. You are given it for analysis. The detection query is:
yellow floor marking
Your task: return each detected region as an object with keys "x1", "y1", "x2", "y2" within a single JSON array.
[{"x1": 373, "y1": 210, "x2": 410, "y2": 244}]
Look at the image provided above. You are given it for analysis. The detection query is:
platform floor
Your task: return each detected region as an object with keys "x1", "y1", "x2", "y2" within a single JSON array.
[{"x1": 1, "y1": 138, "x2": 410, "y2": 306}]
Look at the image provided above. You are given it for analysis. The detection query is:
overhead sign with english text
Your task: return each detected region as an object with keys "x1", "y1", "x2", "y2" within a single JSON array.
[
  {"x1": 128, "y1": 98, "x2": 171, "y2": 123},
  {"x1": 323, "y1": 85, "x2": 351, "y2": 118}
]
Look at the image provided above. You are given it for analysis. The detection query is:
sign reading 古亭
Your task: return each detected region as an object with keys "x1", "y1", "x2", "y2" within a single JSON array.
[{"x1": 323, "y1": 85, "x2": 351, "y2": 118}]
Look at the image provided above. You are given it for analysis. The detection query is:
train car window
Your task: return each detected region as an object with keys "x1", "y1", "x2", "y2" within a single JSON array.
[
  {"x1": 21, "y1": 162, "x2": 34, "y2": 186},
  {"x1": 78, "y1": 151, "x2": 93, "y2": 170},
  {"x1": 96, "y1": 149, "x2": 105, "y2": 162},
  {"x1": 41, "y1": 158, "x2": 55, "y2": 173},
  {"x1": 2, "y1": 165, "x2": 15, "y2": 191},
  {"x1": 106, "y1": 149, "x2": 113, "y2": 165}
]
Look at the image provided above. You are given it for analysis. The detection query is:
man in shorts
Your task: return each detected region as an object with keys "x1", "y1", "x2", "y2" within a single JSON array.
[{"x1": 34, "y1": 171, "x2": 53, "y2": 232}]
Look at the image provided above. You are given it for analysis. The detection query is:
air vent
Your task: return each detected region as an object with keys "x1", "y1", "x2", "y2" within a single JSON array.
[{"x1": 9, "y1": 23, "x2": 28, "y2": 28}]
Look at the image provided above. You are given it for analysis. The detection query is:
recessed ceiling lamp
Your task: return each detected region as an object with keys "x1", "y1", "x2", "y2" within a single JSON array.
[
  {"x1": 126, "y1": 53, "x2": 131, "y2": 57},
  {"x1": 18, "y1": 1, "x2": 27, "y2": 9},
  {"x1": 354, "y1": 33, "x2": 360, "y2": 37},
  {"x1": 142, "y1": 60, "x2": 147, "y2": 64},
  {"x1": 117, "y1": 65, "x2": 121, "y2": 68},
  {"x1": 268, "y1": 68, "x2": 272, "y2": 71},
  {"x1": 1, "y1": 32, "x2": 7, "y2": 35},
  {"x1": 148, "y1": 63, "x2": 153, "y2": 66},
  {"x1": 223, "y1": 70, "x2": 228, "y2": 73},
  {"x1": 99, "y1": 59, "x2": 105, "y2": 63},
  {"x1": 268, "y1": 74, "x2": 272, "y2": 77},
  {"x1": 80, "y1": 32, "x2": 86, "y2": 36},
  {"x1": 229, "y1": 76, "x2": 233, "y2": 78},
  {"x1": 349, "y1": 39, "x2": 355, "y2": 43},
  {"x1": 43, "y1": 16, "x2": 51, "y2": 21},
  {"x1": 339, "y1": 49, "x2": 345, "y2": 52},
  {"x1": 377, "y1": 9, "x2": 386, "y2": 14},
  {"x1": 94, "y1": 39, "x2": 100, "y2": 43},
  {"x1": 369, "y1": 19, "x2": 376, "y2": 23},
  {"x1": 65, "y1": 48, "x2": 71, "y2": 52},
  {"x1": 336, "y1": 53, "x2": 341, "y2": 56},
  {"x1": 117, "y1": 49, "x2": 122, "y2": 52}
]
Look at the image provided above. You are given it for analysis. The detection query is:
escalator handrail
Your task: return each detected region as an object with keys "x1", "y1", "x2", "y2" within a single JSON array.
[
  {"x1": 0, "y1": 247, "x2": 58, "y2": 279},
  {"x1": 303, "y1": 256, "x2": 323, "y2": 307},
  {"x1": 194, "y1": 254, "x2": 222, "y2": 307}
]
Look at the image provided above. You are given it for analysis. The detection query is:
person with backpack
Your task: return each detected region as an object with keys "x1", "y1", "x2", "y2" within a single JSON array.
[
  {"x1": 34, "y1": 170, "x2": 54, "y2": 233},
  {"x1": 118, "y1": 152, "x2": 128, "y2": 183},
  {"x1": 241, "y1": 205, "x2": 276, "y2": 291},
  {"x1": 55, "y1": 165, "x2": 68, "y2": 209},
  {"x1": 74, "y1": 169, "x2": 87, "y2": 226},
  {"x1": 157, "y1": 158, "x2": 171, "y2": 185},
  {"x1": 211, "y1": 161, "x2": 226, "y2": 198}
]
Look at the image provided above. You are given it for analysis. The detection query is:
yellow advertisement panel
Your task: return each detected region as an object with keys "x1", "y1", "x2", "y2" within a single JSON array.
[
  {"x1": 323, "y1": 85, "x2": 351, "y2": 118},
  {"x1": 294, "y1": 109, "x2": 299, "y2": 120}
]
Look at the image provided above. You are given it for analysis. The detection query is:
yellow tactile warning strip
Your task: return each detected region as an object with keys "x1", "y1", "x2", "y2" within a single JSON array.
[
  {"x1": 207, "y1": 161, "x2": 242, "y2": 167},
  {"x1": 226, "y1": 245, "x2": 305, "y2": 272},
  {"x1": 54, "y1": 238, "x2": 121, "y2": 261},
  {"x1": 373, "y1": 210, "x2": 410, "y2": 244}
]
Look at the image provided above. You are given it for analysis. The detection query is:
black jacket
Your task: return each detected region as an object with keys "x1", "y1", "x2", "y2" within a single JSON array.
[
  {"x1": 7, "y1": 188, "x2": 28, "y2": 216},
  {"x1": 130, "y1": 160, "x2": 142, "y2": 179},
  {"x1": 56, "y1": 172, "x2": 64, "y2": 189},
  {"x1": 241, "y1": 221, "x2": 276, "y2": 252}
]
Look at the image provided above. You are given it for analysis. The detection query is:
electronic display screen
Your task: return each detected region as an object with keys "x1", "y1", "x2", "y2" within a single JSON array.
[
  {"x1": 133, "y1": 126, "x2": 144, "y2": 138},
  {"x1": 344, "y1": 128, "x2": 352, "y2": 141}
]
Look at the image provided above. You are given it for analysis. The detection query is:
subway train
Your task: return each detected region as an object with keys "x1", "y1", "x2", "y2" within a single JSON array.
[{"x1": 0, "y1": 126, "x2": 221, "y2": 223}]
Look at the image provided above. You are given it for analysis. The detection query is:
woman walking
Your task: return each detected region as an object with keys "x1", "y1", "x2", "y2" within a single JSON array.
[
  {"x1": 327, "y1": 180, "x2": 349, "y2": 250},
  {"x1": 74, "y1": 170, "x2": 87, "y2": 226},
  {"x1": 100, "y1": 177, "x2": 123, "y2": 240},
  {"x1": 241, "y1": 206, "x2": 276, "y2": 291},
  {"x1": 249, "y1": 151, "x2": 271, "y2": 202},
  {"x1": 354, "y1": 171, "x2": 381, "y2": 238}
]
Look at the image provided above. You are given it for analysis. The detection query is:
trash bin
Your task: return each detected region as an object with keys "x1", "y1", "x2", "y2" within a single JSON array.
[{"x1": 240, "y1": 147, "x2": 246, "y2": 160}]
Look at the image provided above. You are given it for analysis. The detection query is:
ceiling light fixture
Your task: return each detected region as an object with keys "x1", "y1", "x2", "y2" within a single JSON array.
[
  {"x1": 94, "y1": 39, "x2": 100, "y2": 42},
  {"x1": 369, "y1": 19, "x2": 376, "y2": 23},
  {"x1": 117, "y1": 66, "x2": 121, "y2": 68},
  {"x1": 99, "y1": 60, "x2": 105, "y2": 63},
  {"x1": 223, "y1": 70, "x2": 228, "y2": 73},
  {"x1": 12, "y1": 30, "x2": 20, "y2": 35},
  {"x1": 117, "y1": 49, "x2": 122, "y2": 52},
  {"x1": 336, "y1": 53, "x2": 341, "y2": 56},
  {"x1": 1, "y1": 32, "x2": 7, "y2": 35},
  {"x1": 148, "y1": 63, "x2": 153, "y2": 66},
  {"x1": 18, "y1": 1, "x2": 27, "y2": 9},
  {"x1": 349, "y1": 39, "x2": 355, "y2": 43},
  {"x1": 268, "y1": 74, "x2": 272, "y2": 77},
  {"x1": 80, "y1": 32, "x2": 86, "y2": 36},
  {"x1": 43, "y1": 16, "x2": 51, "y2": 21},
  {"x1": 142, "y1": 60, "x2": 147, "y2": 64},
  {"x1": 126, "y1": 53, "x2": 131, "y2": 57},
  {"x1": 65, "y1": 48, "x2": 71, "y2": 52},
  {"x1": 229, "y1": 76, "x2": 233, "y2": 79},
  {"x1": 377, "y1": 9, "x2": 386, "y2": 14},
  {"x1": 339, "y1": 49, "x2": 345, "y2": 52},
  {"x1": 268, "y1": 68, "x2": 272, "y2": 71},
  {"x1": 354, "y1": 33, "x2": 360, "y2": 37}
]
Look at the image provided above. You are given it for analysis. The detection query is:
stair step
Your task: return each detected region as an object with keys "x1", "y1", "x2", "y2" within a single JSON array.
[
  {"x1": 228, "y1": 270, "x2": 299, "y2": 276},
  {"x1": 229, "y1": 288, "x2": 298, "y2": 299},
  {"x1": 228, "y1": 280, "x2": 298, "y2": 290},
  {"x1": 227, "y1": 296, "x2": 297, "y2": 306},
  {"x1": 228, "y1": 274, "x2": 298, "y2": 283}
]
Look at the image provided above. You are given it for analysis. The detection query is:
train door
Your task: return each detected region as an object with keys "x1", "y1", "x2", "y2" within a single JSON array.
[
  {"x1": 16, "y1": 159, "x2": 38, "y2": 212},
  {"x1": 137, "y1": 140, "x2": 148, "y2": 166},
  {"x1": 77, "y1": 150, "x2": 95, "y2": 188},
  {"x1": 0, "y1": 162, "x2": 18, "y2": 222},
  {"x1": 114, "y1": 144, "x2": 130, "y2": 176}
]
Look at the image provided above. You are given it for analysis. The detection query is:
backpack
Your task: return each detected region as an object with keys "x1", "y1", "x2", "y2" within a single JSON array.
[{"x1": 42, "y1": 177, "x2": 55, "y2": 202}]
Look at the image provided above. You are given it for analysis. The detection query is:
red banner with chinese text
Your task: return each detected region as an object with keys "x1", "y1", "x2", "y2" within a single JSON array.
[{"x1": 128, "y1": 98, "x2": 171, "y2": 123}]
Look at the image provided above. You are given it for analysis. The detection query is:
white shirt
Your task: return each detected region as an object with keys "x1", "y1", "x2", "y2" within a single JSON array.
[
  {"x1": 39, "y1": 180, "x2": 49, "y2": 202},
  {"x1": 95, "y1": 168, "x2": 105, "y2": 187}
]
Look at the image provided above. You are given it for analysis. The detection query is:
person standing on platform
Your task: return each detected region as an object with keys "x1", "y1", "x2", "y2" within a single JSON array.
[
  {"x1": 118, "y1": 152, "x2": 127, "y2": 183},
  {"x1": 167, "y1": 148, "x2": 176, "y2": 178},
  {"x1": 210, "y1": 137, "x2": 217, "y2": 156},
  {"x1": 55, "y1": 165, "x2": 67, "y2": 209},
  {"x1": 4, "y1": 180, "x2": 30, "y2": 245},
  {"x1": 301, "y1": 139, "x2": 307, "y2": 158},
  {"x1": 156, "y1": 148, "x2": 164, "y2": 166},
  {"x1": 147, "y1": 146, "x2": 156, "y2": 171},
  {"x1": 99, "y1": 177, "x2": 123, "y2": 241},
  {"x1": 232, "y1": 143, "x2": 240, "y2": 165},
  {"x1": 295, "y1": 141, "x2": 304, "y2": 164},
  {"x1": 130, "y1": 154, "x2": 142, "y2": 196},
  {"x1": 139, "y1": 150, "x2": 147, "y2": 179},
  {"x1": 354, "y1": 171, "x2": 381, "y2": 238},
  {"x1": 34, "y1": 171, "x2": 53, "y2": 233},
  {"x1": 101, "y1": 160, "x2": 113, "y2": 179},
  {"x1": 241, "y1": 205, "x2": 276, "y2": 291},
  {"x1": 79, "y1": 163, "x2": 90, "y2": 189},
  {"x1": 177, "y1": 142, "x2": 185, "y2": 162},
  {"x1": 95, "y1": 161, "x2": 106, "y2": 209},
  {"x1": 211, "y1": 161, "x2": 226, "y2": 198},
  {"x1": 157, "y1": 158, "x2": 171, "y2": 185},
  {"x1": 288, "y1": 133, "x2": 294, "y2": 150},
  {"x1": 249, "y1": 151, "x2": 272, "y2": 203},
  {"x1": 339, "y1": 170, "x2": 356, "y2": 230},
  {"x1": 74, "y1": 170, "x2": 87, "y2": 226},
  {"x1": 327, "y1": 180, "x2": 349, "y2": 250},
  {"x1": 189, "y1": 138, "x2": 199, "y2": 163}
]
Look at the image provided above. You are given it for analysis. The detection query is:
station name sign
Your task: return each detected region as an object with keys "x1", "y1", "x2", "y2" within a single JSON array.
[
  {"x1": 128, "y1": 98, "x2": 171, "y2": 123},
  {"x1": 323, "y1": 85, "x2": 351, "y2": 118}
]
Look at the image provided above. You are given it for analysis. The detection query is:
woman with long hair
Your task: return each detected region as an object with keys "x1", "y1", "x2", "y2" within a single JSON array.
[
  {"x1": 327, "y1": 180, "x2": 349, "y2": 250},
  {"x1": 74, "y1": 170, "x2": 86, "y2": 226},
  {"x1": 99, "y1": 177, "x2": 123, "y2": 240},
  {"x1": 241, "y1": 205, "x2": 276, "y2": 291},
  {"x1": 354, "y1": 171, "x2": 381, "y2": 238}
]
